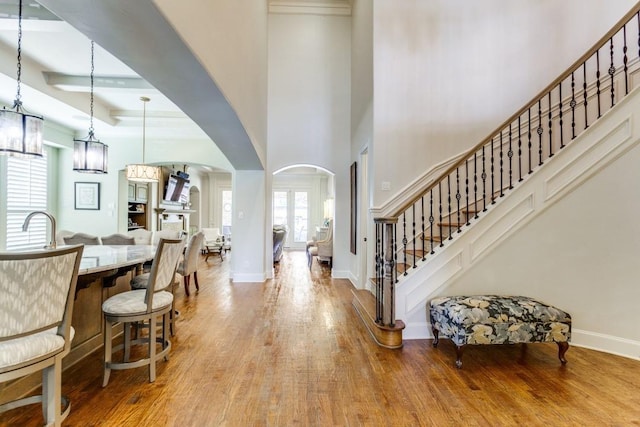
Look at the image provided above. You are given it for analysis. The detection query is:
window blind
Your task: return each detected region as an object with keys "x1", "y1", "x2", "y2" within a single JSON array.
[{"x1": 6, "y1": 149, "x2": 48, "y2": 250}]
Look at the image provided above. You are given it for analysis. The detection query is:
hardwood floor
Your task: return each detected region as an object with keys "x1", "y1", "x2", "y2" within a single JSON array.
[{"x1": 2, "y1": 251, "x2": 640, "y2": 426}]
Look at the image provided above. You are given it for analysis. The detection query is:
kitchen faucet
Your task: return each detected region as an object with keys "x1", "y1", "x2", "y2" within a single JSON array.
[{"x1": 22, "y1": 211, "x2": 57, "y2": 249}]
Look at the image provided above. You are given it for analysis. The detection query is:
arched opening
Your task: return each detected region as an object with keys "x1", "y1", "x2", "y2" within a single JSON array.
[{"x1": 272, "y1": 165, "x2": 335, "y2": 257}]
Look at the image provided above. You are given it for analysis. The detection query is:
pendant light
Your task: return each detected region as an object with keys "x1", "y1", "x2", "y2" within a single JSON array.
[
  {"x1": 126, "y1": 96, "x2": 159, "y2": 182},
  {"x1": 0, "y1": 0, "x2": 44, "y2": 158},
  {"x1": 73, "y1": 40, "x2": 108, "y2": 173}
]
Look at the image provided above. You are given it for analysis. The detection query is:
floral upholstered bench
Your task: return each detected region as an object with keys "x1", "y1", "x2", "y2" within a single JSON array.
[{"x1": 429, "y1": 295, "x2": 571, "y2": 368}]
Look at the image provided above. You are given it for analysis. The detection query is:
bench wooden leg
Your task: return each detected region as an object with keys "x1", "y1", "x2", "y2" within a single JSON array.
[
  {"x1": 432, "y1": 327, "x2": 439, "y2": 347},
  {"x1": 557, "y1": 341, "x2": 569, "y2": 364},
  {"x1": 455, "y1": 345, "x2": 464, "y2": 369}
]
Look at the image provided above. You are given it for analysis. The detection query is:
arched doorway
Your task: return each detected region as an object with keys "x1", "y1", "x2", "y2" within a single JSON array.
[{"x1": 272, "y1": 165, "x2": 335, "y2": 251}]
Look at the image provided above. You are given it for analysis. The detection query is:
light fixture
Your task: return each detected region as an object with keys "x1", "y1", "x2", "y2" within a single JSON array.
[
  {"x1": 0, "y1": 0, "x2": 43, "y2": 158},
  {"x1": 73, "y1": 40, "x2": 108, "y2": 173},
  {"x1": 126, "y1": 96, "x2": 159, "y2": 182}
]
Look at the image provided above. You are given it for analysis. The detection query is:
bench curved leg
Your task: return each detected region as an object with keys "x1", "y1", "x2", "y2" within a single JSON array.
[
  {"x1": 432, "y1": 327, "x2": 439, "y2": 347},
  {"x1": 455, "y1": 345, "x2": 464, "y2": 369},
  {"x1": 557, "y1": 341, "x2": 569, "y2": 364}
]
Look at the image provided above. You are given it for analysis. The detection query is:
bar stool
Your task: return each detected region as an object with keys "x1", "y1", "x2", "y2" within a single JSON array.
[
  {"x1": 102, "y1": 238, "x2": 184, "y2": 386},
  {"x1": 0, "y1": 245, "x2": 84, "y2": 427}
]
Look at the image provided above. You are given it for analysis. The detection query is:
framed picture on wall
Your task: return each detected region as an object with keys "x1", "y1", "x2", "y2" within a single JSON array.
[
  {"x1": 74, "y1": 182, "x2": 100, "y2": 210},
  {"x1": 350, "y1": 161, "x2": 357, "y2": 254}
]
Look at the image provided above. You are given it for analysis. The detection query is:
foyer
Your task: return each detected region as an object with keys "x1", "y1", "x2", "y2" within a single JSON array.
[{"x1": 1, "y1": 251, "x2": 638, "y2": 426}]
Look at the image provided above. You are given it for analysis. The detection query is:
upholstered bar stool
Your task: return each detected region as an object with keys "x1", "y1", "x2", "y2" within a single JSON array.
[
  {"x1": 62, "y1": 232, "x2": 100, "y2": 245},
  {"x1": 176, "y1": 232, "x2": 204, "y2": 297},
  {"x1": 102, "y1": 238, "x2": 184, "y2": 386},
  {"x1": 0, "y1": 245, "x2": 84, "y2": 427}
]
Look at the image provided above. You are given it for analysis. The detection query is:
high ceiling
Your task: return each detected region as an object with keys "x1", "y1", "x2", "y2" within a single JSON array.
[{"x1": 0, "y1": 0, "x2": 262, "y2": 170}]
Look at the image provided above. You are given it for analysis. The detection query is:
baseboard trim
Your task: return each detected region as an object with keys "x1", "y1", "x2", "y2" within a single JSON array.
[{"x1": 571, "y1": 329, "x2": 640, "y2": 361}]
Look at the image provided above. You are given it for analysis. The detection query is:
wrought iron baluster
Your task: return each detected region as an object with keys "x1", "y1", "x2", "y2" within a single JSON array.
[
  {"x1": 583, "y1": 62, "x2": 589, "y2": 129},
  {"x1": 559, "y1": 82, "x2": 564, "y2": 149},
  {"x1": 438, "y1": 182, "x2": 444, "y2": 247},
  {"x1": 465, "y1": 159, "x2": 470, "y2": 226},
  {"x1": 375, "y1": 222, "x2": 381, "y2": 322},
  {"x1": 429, "y1": 189, "x2": 435, "y2": 254},
  {"x1": 491, "y1": 138, "x2": 495, "y2": 203},
  {"x1": 420, "y1": 197, "x2": 425, "y2": 261},
  {"x1": 402, "y1": 212, "x2": 408, "y2": 275},
  {"x1": 447, "y1": 175, "x2": 452, "y2": 240},
  {"x1": 537, "y1": 99, "x2": 543, "y2": 166},
  {"x1": 609, "y1": 37, "x2": 616, "y2": 108},
  {"x1": 624, "y1": 24, "x2": 629, "y2": 95},
  {"x1": 508, "y1": 123, "x2": 514, "y2": 188},
  {"x1": 482, "y1": 145, "x2": 487, "y2": 211},
  {"x1": 596, "y1": 49, "x2": 601, "y2": 118},
  {"x1": 411, "y1": 205, "x2": 416, "y2": 268},
  {"x1": 393, "y1": 223, "x2": 398, "y2": 284},
  {"x1": 499, "y1": 132, "x2": 504, "y2": 196},
  {"x1": 571, "y1": 71, "x2": 576, "y2": 139},
  {"x1": 528, "y1": 109, "x2": 532, "y2": 174},
  {"x1": 456, "y1": 168, "x2": 461, "y2": 233},
  {"x1": 548, "y1": 91, "x2": 554, "y2": 157},
  {"x1": 474, "y1": 152, "x2": 479, "y2": 219},
  {"x1": 518, "y1": 116, "x2": 522, "y2": 182}
]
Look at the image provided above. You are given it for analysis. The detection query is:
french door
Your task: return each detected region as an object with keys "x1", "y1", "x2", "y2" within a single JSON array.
[{"x1": 273, "y1": 190, "x2": 309, "y2": 250}]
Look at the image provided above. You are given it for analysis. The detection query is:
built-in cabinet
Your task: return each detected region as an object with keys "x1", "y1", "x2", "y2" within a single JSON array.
[{"x1": 128, "y1": 183, "x2": 149, "y2": 230}]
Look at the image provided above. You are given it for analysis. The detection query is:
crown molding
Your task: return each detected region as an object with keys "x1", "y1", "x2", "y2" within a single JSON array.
[{"x1": 268, "y1": 1, "x2": 351, "y2": 16}]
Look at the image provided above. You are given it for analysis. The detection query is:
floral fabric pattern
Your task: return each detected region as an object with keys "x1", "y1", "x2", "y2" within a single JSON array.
[{"x1": 429, "y1": 295, "x2": 571, "y2": 347}]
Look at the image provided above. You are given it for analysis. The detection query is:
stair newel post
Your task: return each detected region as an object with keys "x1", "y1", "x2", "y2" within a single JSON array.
[
  {"x1": 380, "y1": 219, "x2": 397, "y2": 327},
  {"x1": 375, "y1": 221, "x2": 381, "y2": 323}
]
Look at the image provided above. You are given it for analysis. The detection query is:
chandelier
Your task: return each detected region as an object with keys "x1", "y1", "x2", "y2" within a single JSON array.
[
  {"x1": 0, "y1": 0, "x2": 43, "y2": 158},
  {"x1": 126, "y1": 96, "x2": 159, "y2": 182},
  {"x1": 73, "y1": 40, "x2": 108, "y2": 173}
]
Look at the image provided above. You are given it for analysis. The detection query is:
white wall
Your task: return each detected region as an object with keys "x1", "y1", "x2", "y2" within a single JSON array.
[
  {"x1": 267, "y1": 12, "x2": 351, "y2": 277},
  {"x1": 371, "y1": 0, "x2": 637, "y2": 206},
  {"x1": 153, "y1": 0, "x2": 269, "y2": 167}
]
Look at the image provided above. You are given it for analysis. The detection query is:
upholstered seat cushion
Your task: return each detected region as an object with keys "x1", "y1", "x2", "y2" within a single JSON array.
[
  {"x1": 430, "y1": 295, "x2": 571, "y2": 346},
  {"x1": 130, "y1": 273, "x2": 150, "y2": 290},
  {"x1": 0, "y1": 327, "x2": 75, "y2": 370},
  {"x1": 102, "y1": 290, "x2": 173, "y2": 315}
]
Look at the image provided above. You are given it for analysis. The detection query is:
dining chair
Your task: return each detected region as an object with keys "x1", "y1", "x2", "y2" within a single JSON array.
[
  {"x1": 101, "y1": 233, "x2": 135, "y2": 245},
  {"x1": 127, "y1": 228, "x2": 153, "y2": 245},
  {"x1": 102, "y1": 238, "x2": 184, "y2": 386},
  {"x1": 176, "y1": 232, "x2": 205, "y2": 297},
  {"x1": 0, "y1": 245, "x2": 84, "y2": 427},
  {"x1": 62, "y1": 232, "x2": 101, "y2": 245}
]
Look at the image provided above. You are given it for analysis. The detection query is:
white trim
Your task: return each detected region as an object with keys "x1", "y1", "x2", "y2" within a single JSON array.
[
  {"x1": 572, "y1": 329, "x2": 640, "y2": 361},
  {"x1": 268, "y1": 0, "x2": 351, "y2": 16}
]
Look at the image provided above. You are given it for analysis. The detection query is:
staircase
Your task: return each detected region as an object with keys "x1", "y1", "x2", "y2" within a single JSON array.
[{"x1": 354, "y1": 3, "x2": 640, "y2": 350}]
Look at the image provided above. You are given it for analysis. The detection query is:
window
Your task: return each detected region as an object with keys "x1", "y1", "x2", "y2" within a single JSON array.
[
  {"x1": 6, "y1": 148, "x2": 48, "y2": 250},
  {"x1": 221, "y1": 190, "x2": 232, "y2": 237}
]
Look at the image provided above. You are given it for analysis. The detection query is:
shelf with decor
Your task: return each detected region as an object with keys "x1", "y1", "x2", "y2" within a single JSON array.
[{"x1": 127, "y1": 182, "x2": 149, "y2": 230}]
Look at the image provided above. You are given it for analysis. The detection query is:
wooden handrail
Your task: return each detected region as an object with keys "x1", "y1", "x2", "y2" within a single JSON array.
[{"x1": 388, "y1": 1, "x2": 640, "y2": 219}]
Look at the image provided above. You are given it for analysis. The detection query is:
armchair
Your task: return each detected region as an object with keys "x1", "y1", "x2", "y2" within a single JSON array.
[
  {"x1": 273, "y1": 225, "x2": 288, "y2": 263},
  {"x1": 307, "y1": 220, "x2": 332, "y2": 269}
]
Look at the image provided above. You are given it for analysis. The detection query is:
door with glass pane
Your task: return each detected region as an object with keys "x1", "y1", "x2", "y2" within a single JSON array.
[{"x1": 273, "y1": 190, "x2": 309, "y2": 250}]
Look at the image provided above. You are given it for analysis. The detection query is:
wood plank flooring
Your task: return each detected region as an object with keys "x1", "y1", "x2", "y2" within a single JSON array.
[{"x1": 1, "y1": 251, "x2": 640, "y2": 426}]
